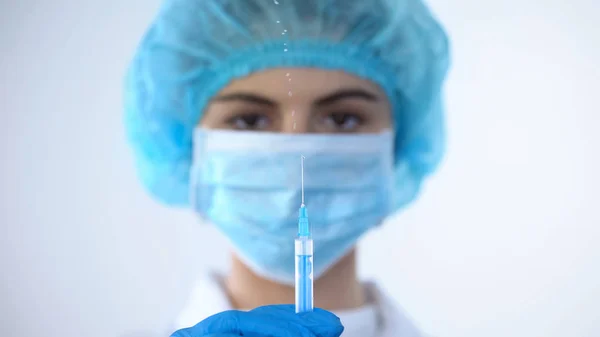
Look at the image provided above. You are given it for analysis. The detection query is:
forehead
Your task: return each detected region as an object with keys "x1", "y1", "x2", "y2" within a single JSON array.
[{"x1": 216, "y1": 67, "x2": 386, "y2": 101}]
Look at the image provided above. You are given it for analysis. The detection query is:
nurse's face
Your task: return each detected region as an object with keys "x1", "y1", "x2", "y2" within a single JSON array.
[{"x1": 200, "y1": 68, "x2": 392, "y2": 133}]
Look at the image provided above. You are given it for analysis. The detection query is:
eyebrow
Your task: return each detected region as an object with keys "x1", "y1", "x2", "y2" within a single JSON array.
[
  {"x1": 212, "y1": 93, "x2": 276, "y2": 106},
  {"x1": 211, "y1": 88, "x2": 379, "y2": 107},
  {"x1": 314, "y1": 88, "x2": 378, "y2": 106}
]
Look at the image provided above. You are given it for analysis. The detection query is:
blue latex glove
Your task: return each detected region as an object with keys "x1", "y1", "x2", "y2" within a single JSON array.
[{"x1": 170, "y1": 304, "x2": 344, "y2": 337}]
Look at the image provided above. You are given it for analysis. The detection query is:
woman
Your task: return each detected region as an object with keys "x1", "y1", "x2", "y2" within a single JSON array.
[{"x1": 124, "y1": 0, "x2": 450, "y2": 336}]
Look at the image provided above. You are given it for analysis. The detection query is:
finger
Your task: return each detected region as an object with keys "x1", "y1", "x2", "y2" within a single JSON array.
[
  {"x1": 296, "y1": 309, "x2": 344, "y2": 337},
  {"x1": 192, "y1": 309, "x2": 310, "y2": 337},
  {"x1": 251, "y1": 305, "x2": 344, "y2": 337},
  {"x1": 170, "y1": 327, "x2": 194, "y2": 337},
  {"x1": 172, "y1": 332, "x2": 239, "y2": 337}
]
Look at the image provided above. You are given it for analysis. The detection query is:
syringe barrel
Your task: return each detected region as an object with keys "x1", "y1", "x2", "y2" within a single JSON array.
[{"x1": 295, "y1": 237, "x2": 314, "y2": 313}]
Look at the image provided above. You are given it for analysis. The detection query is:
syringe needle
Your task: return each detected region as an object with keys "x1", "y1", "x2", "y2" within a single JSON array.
[{"x1": 301, "y1": 155, "x2": 305, "y2": 205}]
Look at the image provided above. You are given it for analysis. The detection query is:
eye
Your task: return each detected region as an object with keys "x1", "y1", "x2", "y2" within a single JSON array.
[
  {"x1": 227, "y1": 113, "x2": 271, "y2": 130},
  {"x1": 323, "y1": 113, "x2": 363, "y2": 132}
]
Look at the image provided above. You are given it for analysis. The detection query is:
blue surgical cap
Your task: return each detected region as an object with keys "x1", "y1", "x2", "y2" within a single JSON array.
[{"x1": 124, "y1": 0, "x2": 450, "y2": 210}]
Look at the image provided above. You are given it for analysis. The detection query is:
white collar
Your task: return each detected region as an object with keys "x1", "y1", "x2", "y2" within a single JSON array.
[{"x1": 172, "y1": 271, "x2": 426, "y2": 337}]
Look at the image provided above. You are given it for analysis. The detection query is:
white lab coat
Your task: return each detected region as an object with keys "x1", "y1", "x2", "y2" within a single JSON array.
[{"x1": 170, "y1": 272, "x2": 427, "y2": 337}]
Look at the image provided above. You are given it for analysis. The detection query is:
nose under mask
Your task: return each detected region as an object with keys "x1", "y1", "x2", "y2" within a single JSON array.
[{"x1": 190, "y1": 128, "x2": 396, "y2": 285}]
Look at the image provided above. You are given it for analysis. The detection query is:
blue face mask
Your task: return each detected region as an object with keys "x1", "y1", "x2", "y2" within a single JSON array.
[{"x1": 190, "y1": 128, "x2": 395, "y2": 285}]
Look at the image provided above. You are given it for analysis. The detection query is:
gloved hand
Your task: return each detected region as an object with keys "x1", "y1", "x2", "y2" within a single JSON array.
[{"x1": 170, "y1": 304, "x2": 344, "y2": 337}]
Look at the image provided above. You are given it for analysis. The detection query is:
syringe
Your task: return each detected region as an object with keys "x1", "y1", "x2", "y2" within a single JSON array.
[{"x1": 295, "y1": 155, "x2": 314, "y2": 313}]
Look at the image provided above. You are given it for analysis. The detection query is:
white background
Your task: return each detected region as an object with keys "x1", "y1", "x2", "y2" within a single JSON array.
[{"x1": 1, "y1": 0, "x2": 599, "y2": 336}]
